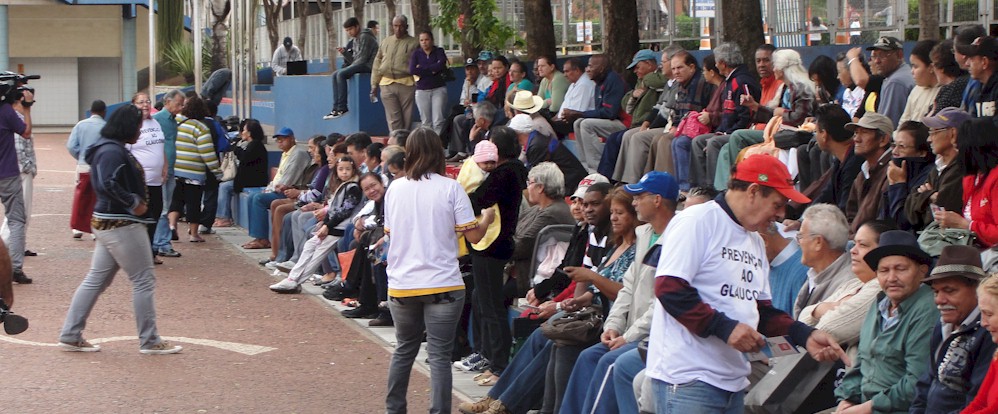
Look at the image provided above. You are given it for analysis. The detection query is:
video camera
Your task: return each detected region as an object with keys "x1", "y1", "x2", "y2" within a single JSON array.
[
  {"x1": 0, "y1": 71, "x2": 40, "y2": 105},
  {"x1": 0, "y1": 297, "x2": 28, "y2": 335}
]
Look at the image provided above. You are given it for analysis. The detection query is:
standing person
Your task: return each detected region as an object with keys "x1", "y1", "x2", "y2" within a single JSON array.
[
  {"x1": 66, "y1": 100, "x2": 106, "y2": 240},
  {"x1": 409, "y1": 30, "x2": 449, "y2": 135},
  {"x1": 323, "y1": 17, "x2": 378, "y2": 119},
  {"x1": 124, "y1": 92, "x2": 166, "y2": 264},
  {"x1": 648, "y1": 154, "x2": 845, "y2": 412},
  {"x1": 0, "y1": 84, "x2": 32, "y2": 285},
  {"x1": 467, "y1": 126, "x2": 528, "y2": 382},
  {"x1": 383, "y1": 127, "x2": 492, "y2": 413},
  {"x1": 169, "y1": 95, "x2": 222, "y2": 243},
  {"x1": 57, "y1": 104, "x2": 182, "y2": 355},
  {"x1": 151, "y1": 90, "x2": 186, "y2": 258},
  {"x1": 371, "y1": 15, "x2": 420, "y2": 132},
  {"x1": 1, "y1": 88, "x2": 36, "y2": 259},
  {"x1": 271, "y1": 36, "x2": 303, "y2": 77}
]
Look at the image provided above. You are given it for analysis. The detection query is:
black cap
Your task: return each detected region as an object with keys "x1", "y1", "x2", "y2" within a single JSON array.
[
  {"x1": 958, "y1": 36, "x2": 998, "y2": 60},
  {"x1": 866, "y1": 36, "x2": 903, "y2": 51},
  {"x1": 864, "y1": 230, "x2": 932, "y2": 271}
]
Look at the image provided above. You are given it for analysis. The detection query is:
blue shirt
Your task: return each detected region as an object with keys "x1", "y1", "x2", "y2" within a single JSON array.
[
  {"x1": 153, "y1": 109, "x2": 179, "y2": 174},
  {"x1": 768, "y1": 242, "x2": 808, "y2": 315},
  {"x1": 67, "y1": 114, "x2": 105, "y2": 166}
]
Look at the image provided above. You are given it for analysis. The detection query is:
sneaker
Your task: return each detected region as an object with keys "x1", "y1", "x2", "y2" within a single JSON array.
[
  {"x1": 453, "y1": 352, "x2": 482, "y2": 371},
  {"x1": 264, "y1": 260, "x2": 280, "y2": 270},
  {"x1": 457, "y1": 396, "x2": 496, "y2": 414},
  {"x1": 198, "y1": 225, "x2": 214, "y2": 235},
  {"x1": 158, "y1": 249, "x2": 182, "y2": 258},
  {"x1": 72, "y1": 230, "x2": 83, "y2": 239},
  {"x1": 12, "y1": 270, "x2": 32, "y2": 284},
  {"x1": 59, "y1": 340, "x2": 101, "y2": 352},
  {"x1": 140, "y1": 341, "x2": 183, "y2": 355},
  {"x1": 258, "y1": 257, "x2": 274, "y2": 266},
  {"x1": 468, "y1": 356, "x2": 491, "y2": 372},
  {"x1": 368, "y1": 317, "x2": 394, "y2": 327},
  {"x1": 322, "y1": 110, "x2": 347, "y2": 120},
  {"x1": 269, "y1": 278, "x2": 301, "y2": 293},
  {"x1": 275, "y1": 260, "x2": 296, "y2": 273}
]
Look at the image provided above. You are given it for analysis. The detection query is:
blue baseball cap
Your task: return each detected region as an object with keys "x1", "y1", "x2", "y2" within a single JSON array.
[
  {"x1": 627, "y1": 49, "x2": 660, "y2": 69},
  {"x1": 273, "y1": 126, "x2": 295, "y2": 138},
  {"x1": 477, "y1": 51, "x2": 494, "y2": 62},
  {"x1": 623, "y1": 171, "x2": 679, "y2": 201}
]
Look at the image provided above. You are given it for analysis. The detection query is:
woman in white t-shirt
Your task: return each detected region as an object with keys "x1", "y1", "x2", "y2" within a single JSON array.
[
  {"x1": 126, "y1": 92, "x2": 166, "y2": 264},
  {"x1": 383, "y1": 128, "x2": 492, "y2": 414}
]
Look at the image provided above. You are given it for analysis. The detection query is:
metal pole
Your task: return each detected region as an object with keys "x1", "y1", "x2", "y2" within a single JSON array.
[
  {"x1": 232, "y1": 0, "x2": 240, "y2": 118},
  {"x1": 562, "y1": 0, "x2": 569, "y2": 54},
  {"x1": 194, "y1": 0, "x2": 202, "y2": 93},
  {"x1": 149, "y1": 0, "x2": 156, "y2": 97}
]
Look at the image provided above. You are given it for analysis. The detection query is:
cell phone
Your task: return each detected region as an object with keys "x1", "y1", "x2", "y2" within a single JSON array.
[
  {"x1": 744, "y1": 85, "x2": 751, "y2": 96},
  {"x1": 930, "y1": 204, "x2": 943, "y2": 214}
]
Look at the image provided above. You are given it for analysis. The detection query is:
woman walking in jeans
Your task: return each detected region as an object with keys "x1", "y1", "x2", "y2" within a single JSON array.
[
  {"x1": 57, "y1": 104, "x2": 182, "y2": 355},
  {"x1": 383, "y1": 128, "x2": 491, "y2": 413}
]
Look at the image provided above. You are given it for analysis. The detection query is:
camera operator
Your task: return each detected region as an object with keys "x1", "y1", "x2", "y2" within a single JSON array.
[{"x1": 0, "y1": 82, "x2": 32, "y2": 285}]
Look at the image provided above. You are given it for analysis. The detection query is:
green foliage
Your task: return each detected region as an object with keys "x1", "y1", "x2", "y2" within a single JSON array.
[
  {"x1": 431, "y1": 0, "x2": 517, "y2": 52},
  {"x1": 162, "y1": 40, "x2": 212, "y2": 82},
  {"x1": 674, "y1": 14, "x2": 700, "y2": 51},
  {"x1": 157, "y1": 0, "x2": 185, "y2": 57}
]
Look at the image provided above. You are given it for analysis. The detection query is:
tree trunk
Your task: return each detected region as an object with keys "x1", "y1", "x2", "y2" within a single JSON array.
[
  {"x1": 354, "y1": 0, "x2": 365, "y2": 28},
  {"x1": 411, "y1": 0, "x2": 431, "y2": 35},
  {"x1": 459, "y1": 0, "x2": 476, "y2": 58},
  {"x1": 262, "y1": 0, "x2": 282, "y2": 53},
  {"x1": 296, "y1": 0, "x2": 308, "y2": 53},
  {"x1": 720, "y1": 0, "x2": 765, "y2": 76},
  {"x1": 158, "y1": 0, "x2": 185, "y2": 56},
  {"x1": 385, "y1": 0, "x2": 398, "y2": 35},
  {"x1": 602, "y1": 0, "x2": 639, "y2": 80},
  {"x1": 524, "y1": 0, "x2": 556, "y2": 60},
  {"x1": 919, "y1": 0, "x2": 939, "y2": 40},
  {"x1": 209, "y1": 0, "x2": 231, "y2": 71},
  {"x1": 320, "y1": 0, "x2": 339, "y2": 69}
]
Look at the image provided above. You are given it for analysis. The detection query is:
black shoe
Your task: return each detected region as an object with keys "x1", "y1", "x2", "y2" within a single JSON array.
[
  {"x1": 199, "y1": 227, "x2": 214, "y2": 235},
  {"x1": 341, "y1": 307, "x2": 378, "y2": 319},
  {"x1": 323, "y1": 110, "x2": 347, "y2": 120},
  {"x1": 12, "y1": 270, "x2": 32, "y2": 284},
  {"x1": 23, "y1": 250, "x2": 37, "y2": 257},
  {"x1": 368, "y1": 317, "x2": 394, "y2": 327},
  {"x1": 158, "y1": 249, "x2": 182, "y2": 258},
  {"x1": 171, "y1": 229, "x2": 179, "y2": 241}
]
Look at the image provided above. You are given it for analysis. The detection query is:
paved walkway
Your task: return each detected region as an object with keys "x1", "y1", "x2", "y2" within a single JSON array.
[{"x1": 0, "y1": 133, "x2": 489, "y2": 413}]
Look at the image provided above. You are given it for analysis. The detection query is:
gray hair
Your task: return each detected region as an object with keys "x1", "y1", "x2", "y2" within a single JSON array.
[
  {"x1": 528, "y1": 162, "x2": 565, "y2": 199},
  {"x1": 163, "y1": 89, "x2": 185, "y2": 103},
  {"x1": 473, "y1": 101, "x2": 498, "y2": 122},
  {"x1": 769, "y1": 49, "x2": 816, "y2": 108},
  {"x1": 662, "y1": 44, "x2": 685, "y2": 62},
  {"x1": 713, "y1": 42, "x2": 744, "y2": 67},
  {"x1": 801, "y1": 203, "x2": 849, "y2": 251}
]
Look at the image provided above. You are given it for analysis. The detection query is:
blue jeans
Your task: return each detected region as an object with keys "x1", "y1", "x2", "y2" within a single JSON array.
[
  {"x1": 671, "y1": 135, "x2": 693, "y2": 191},
  {"x1": 276, "y1": 212, "x2": 295, "y2": 262},
  {"x1": 596, "y1": 128, "x2": 627, "y2": 179},
  {"x1": 152, "y1": 174, "x2": 176, "y2": 252},
  {"x1": 560, "y1": 341, "x2": 639, "y2": 414},
  {"x1": 487, "y1": 329, "x2": 553, "y2": 413},
  {"x1": 386, "y1": 290, "x2": 465, "y2": 414},
  {"x1": 216, "y1": 180, "x2": 235, "y2": 220},
  {"x1": 247, "y1": 191, "x2": 284, "y2": 240},
  {"x1": 652, "y1": 379, "x2": 744, "y2": 414},
  {"x1": 612, "y1": 347, "x2": 646, "y2": 414},
  {"x1": 332, "y1": 64, "x2": 371, "y2": 111}
]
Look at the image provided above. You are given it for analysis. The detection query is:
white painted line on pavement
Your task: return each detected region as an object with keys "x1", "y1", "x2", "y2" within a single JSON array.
[{"x1": 0, "y1": 335, "x2": 277, "y2": 356}]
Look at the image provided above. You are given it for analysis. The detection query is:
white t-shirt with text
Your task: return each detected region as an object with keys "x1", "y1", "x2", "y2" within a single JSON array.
[
  {"x1": 126, "y1": 119, "x2": 166, "y2": 186},
  {"x1": 646, "y1": 200, "x2": 771, "y2": 392}
]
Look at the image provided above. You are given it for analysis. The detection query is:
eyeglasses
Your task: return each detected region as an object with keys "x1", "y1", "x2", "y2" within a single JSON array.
[
  {"x1": 134, "y1": 100, "x2": 151, "y2": 104},
  {"x1": 795, "y1": 233, "x2": 818, "y2": 242},
  {"x1": 928, "y1": 128, "x2": 949, "y2": 135}
]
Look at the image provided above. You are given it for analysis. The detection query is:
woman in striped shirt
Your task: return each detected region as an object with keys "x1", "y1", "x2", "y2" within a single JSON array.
[{"x1": 168, "y1": 95, "x2": 221, "y2": 243}]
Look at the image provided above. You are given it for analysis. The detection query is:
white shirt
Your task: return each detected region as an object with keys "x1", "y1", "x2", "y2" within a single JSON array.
[
  {"x1": 384, "y1": 173, "x2": 477, "y2": 293},
  {"x1": 809, "y1": 24, "x2": 827, "y2": 41},
  {"x1": 477, "y1": 75, "x2": 494, "y2": 97},
  {"x1": 557, "y1": 73, "x2": 597, "y2": 118},
  {"x1": 126, "y1": 119, "x2": 166, "y2": 186},
  {"x1": 841, "y1": 86, "x2": 865, "y2": 117},
  {"x1": 646, "y1": 200, "x2": 771, "y2": 392}
]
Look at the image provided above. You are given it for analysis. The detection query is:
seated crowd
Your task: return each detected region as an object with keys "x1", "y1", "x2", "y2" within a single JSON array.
[{"x1": 96, "y1": 18, "x2": 998, "y2": 414}]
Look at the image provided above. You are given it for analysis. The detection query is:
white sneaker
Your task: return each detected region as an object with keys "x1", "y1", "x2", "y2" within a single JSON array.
[
  {"x1": 140, "y1": 340, "x2": 183, "y2": 355},
  {"x1": 264, "y1": 260, "x2": 279, "y2": 270},
  {"x1": 278, "y1": 260, "x2": 296, "y2": 268},
  {"x1": 59, "y1": 340, "x2": 101, "y2": 352},
  {"x1": 269, "y1": 278, "x2": 300, "y2": 292}
]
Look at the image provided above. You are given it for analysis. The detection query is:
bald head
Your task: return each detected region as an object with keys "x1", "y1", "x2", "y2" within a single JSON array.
[{"x1": 586, "y1": 55, "x2": 610, "y2": 82}]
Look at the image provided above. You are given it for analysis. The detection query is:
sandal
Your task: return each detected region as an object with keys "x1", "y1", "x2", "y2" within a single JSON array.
[
  {"x1": 472, "y1": 370, "x2": 494, "y2": 382},
  {"x1": 189, "y1": 237, "x2": 206, "y2": 243},
  {"x1": 476, "y1": 375, "x2": 500, "y2": 386},
  {"x1": 213, "y1": 218, "x2": 233, "y2": 227},
  {"x1": 153, "y1": 257, "x2": 164, "y2": 265},
  {"x1": 241, "y1": 239, "x2": 271, "y2": 249}
]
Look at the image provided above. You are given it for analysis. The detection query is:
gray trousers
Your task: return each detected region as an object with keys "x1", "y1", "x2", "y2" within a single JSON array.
[
  {"x1": 614, "y1": 127, "x2": 665, "y2": 183},
  {"x1": 285, "y1": 233, "x2": 340, "y2": 285},
  {"x1": 574, "y1": 118, "x2": 625, "y2": 173},
  {"x1": 381, "y1": 83, "x2": 416, "y2": 133},
  {"x1": 386, "y1": 290, "x2": 465, "y2": 414},
  {"x1": 415, "y1": 86, "x2": 449, "y2": 136},
  {"x1": 59, "y1": 223, "x2": 162, "y2": 349},
  {"x1": 690, "y1": 133, "x2": 730, "y2": 189},
  {"x1": 0, "y1": 175, "x2": 26, "y2": 271}
]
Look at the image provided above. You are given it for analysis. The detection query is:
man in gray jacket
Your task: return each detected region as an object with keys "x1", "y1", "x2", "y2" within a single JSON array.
[{"x1": 324, "y1": 17, "x2": 379, "y2": 119}]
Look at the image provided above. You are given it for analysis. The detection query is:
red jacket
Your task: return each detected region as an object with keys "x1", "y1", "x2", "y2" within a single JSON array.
[
  {"x1": 961, "y1": 356, "x2": 998, "y2": 414},
  {"x1": 962, "y1": 169, "x2": 998, "y2": 247}
]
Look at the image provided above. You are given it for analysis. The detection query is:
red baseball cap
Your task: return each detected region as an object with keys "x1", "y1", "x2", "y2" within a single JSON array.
[{"x1": 731, "y1": 154, "x2": 811, "y2": 204}]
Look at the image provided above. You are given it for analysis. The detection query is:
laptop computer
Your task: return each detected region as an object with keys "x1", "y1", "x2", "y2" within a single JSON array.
[{"x1": 287, "y1": 60, "x2": 307, "y2": 76}]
